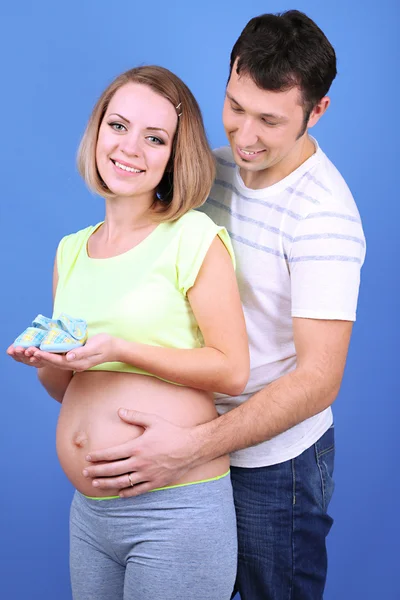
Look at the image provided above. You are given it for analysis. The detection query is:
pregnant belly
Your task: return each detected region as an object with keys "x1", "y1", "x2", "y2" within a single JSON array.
[{"x1": 56, "y1": 371, "x2": 228, "y2": 497}]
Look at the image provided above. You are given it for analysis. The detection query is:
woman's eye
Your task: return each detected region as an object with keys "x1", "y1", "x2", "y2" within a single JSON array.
[
  {"x1": 108, "y1": 122, "x2": 127, "y2": 132},
  {"x1": 146, "y1": 136, "x2": 164, "y2": 145}
]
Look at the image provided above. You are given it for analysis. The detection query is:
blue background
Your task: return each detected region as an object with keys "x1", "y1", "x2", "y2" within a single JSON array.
[{"x1": 1, "y1": 1, "x2": 398, "y2": 598}]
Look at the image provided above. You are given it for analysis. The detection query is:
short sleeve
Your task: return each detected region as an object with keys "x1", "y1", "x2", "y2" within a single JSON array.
[
  {"x1": 55, "y1": 225, "x2": 96, "y2": 278},
  {"x1": 289, "y1": 205, "x2": 366, "y2": 321},
  {"x1": 56, "y1": 234, "x2": 70, "y2": 275},
  {"x1": 176, "y1": 211, "x2": 235, "y2": 296}
]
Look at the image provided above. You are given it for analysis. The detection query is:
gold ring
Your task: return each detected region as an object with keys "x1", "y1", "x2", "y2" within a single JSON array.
[{"x1": 127, "y1": 473, "x2": 134, "y2": 487}]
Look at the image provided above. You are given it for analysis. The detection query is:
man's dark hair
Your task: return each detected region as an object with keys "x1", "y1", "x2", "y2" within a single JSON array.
[{"x1": 230, "y1": 10, "x2": 337, "y2": 118}]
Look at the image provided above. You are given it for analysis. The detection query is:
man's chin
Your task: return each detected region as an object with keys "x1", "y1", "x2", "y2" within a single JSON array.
[{"x1": 237, "y1": 157, "x2": 270, "y2": 172}]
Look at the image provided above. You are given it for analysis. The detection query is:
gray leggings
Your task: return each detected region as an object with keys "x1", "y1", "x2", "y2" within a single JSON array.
[{"x1": 70, "y1": 473, "x2": 237, "y2": 600}]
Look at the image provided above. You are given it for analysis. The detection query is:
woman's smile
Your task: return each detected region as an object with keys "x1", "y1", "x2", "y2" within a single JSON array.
[
  {"x1": 111, "y1": 158, "x2": 145, "y2": 175},
  {"x1": 95, "y1": 82, "x2": 177, "y2": 202}
]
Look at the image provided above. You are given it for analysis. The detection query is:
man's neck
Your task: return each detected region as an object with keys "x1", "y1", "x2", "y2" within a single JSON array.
[{"x1": 239, "y1": 135, "x2": 316, "y2": 190}]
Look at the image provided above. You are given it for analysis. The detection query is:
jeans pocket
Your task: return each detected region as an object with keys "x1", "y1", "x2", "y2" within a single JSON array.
[{"x1": 315, "y1": 426, "x2": 335, "y2": 512}]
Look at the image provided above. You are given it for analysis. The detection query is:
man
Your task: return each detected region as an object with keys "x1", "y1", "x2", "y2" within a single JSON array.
[{"x1": 83, "y1": 10, "x2": 365, "y2": 599}]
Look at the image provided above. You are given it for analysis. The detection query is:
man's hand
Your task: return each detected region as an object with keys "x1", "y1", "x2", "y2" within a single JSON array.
[{"x1": 82, "y1": 409, "x2": 199, "y2": 497}]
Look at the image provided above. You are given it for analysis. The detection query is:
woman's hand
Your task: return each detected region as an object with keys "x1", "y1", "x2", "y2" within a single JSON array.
[
  {"x1": 7, "y1": 345, "x2": 51, "y2": 368},
  {"x1": 13, "y1": 334, "x2": 117, "y2": 372}
]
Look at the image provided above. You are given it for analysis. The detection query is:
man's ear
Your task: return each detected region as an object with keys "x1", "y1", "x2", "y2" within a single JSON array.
[{"x1": 308, "y1": 96, "x2": 331, "y2": 128}]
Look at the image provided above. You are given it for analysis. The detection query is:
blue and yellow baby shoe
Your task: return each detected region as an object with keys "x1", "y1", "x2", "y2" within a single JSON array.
[
  {"x1": 13, "y1": 314, "x2": 61, "y2": 348},
  {"x1": 39, "y1": 314, "x2": 88, "y2": 353}
]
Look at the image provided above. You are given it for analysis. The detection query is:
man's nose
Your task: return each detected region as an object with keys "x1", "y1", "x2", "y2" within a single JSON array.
[{"x1": 234, "y1": 118, "x2": 259, "y2": 149}]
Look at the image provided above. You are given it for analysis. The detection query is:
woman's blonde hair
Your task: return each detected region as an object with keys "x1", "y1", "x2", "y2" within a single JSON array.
[{"x1": 77, "y1": 65, "x2": 215, "y2": 222}]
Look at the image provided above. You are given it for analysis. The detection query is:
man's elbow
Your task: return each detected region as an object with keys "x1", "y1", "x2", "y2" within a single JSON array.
[
  {"x1": 315, "y1": 376, "x2": 343, "y2": 413},
  {"x1": 327, "y1": 381, "x2": 342, "y2": 407}
]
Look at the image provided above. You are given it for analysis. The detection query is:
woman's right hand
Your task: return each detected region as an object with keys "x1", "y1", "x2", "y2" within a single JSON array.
[{"x1": 7, "y1": 345, "x2": 49, "y2": 368}]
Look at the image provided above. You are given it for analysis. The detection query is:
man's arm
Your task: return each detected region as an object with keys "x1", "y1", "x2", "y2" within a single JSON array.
[
  {"x1": 82, "y1": 317, "x2": 352, "y2": 496},
  {"x1": 191, "y1": 317, "x2": 352, "y2": 460}
]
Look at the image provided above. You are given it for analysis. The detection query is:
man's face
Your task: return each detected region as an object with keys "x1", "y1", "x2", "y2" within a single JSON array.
[{"x1": 223, "y1": 63, "x2": 313, "y2": 188}]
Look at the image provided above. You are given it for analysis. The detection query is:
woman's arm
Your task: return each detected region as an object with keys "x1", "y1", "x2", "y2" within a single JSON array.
[
  {"x1": 115, "y1": 236, "x2": 249, "y2": 395},
  {"x1": 8, "y1": 255, "x2": 73, "y2": 401},
  {"x1": 32, "y1": 237, "x2": 250, "y2": 395},
  {"x1": 36, "y1": 255, "x2": 73, "y2": 402},
  {"x1": 37, "y1": 365, "x2": 73, "y2": 403}
]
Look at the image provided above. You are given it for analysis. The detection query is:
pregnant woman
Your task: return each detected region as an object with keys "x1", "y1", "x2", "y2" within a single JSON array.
[{"x1": 8, "y1": 65, "x2": 249, "y2": 600}]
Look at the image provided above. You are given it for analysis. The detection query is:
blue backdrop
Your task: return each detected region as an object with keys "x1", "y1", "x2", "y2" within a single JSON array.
[{"x1": 1, "y1": 1, "x2": 398, "y2": 598}]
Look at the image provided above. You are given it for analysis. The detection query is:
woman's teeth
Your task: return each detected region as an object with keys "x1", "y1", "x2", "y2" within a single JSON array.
[{"x1": 114, "y1": 160, "x2": 142, "y2": 173}]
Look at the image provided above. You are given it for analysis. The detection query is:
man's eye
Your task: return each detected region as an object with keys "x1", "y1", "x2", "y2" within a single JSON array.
[{"x1": 231, "y1": 106, "x2": 244, "y2": 113}]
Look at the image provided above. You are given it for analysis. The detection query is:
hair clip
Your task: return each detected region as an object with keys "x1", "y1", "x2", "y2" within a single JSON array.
[{"x1": 175, "y1": 102, "x2": 183, "y2": 117}]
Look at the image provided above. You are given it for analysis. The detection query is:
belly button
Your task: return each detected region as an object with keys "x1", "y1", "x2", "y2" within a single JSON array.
[{"x1": 73, "y1": 431, "x2": 89, "y2": 448}]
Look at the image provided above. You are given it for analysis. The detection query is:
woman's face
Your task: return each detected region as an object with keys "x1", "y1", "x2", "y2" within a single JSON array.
[{"x1": 96, "y1": 82, "x2": 178, "y2": 202}]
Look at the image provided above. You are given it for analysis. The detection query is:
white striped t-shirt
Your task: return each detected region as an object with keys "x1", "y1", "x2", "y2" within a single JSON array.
[{"x1": 201, "y1": 140, "x2": 366, "y2": 468}]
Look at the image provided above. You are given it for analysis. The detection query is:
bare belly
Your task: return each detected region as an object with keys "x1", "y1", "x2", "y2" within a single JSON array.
[{"x1": 56, "y1": 371, "x2": 229, "y2": 496}]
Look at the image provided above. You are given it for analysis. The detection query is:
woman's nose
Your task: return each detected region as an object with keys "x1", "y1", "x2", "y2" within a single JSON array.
[{"x1": 120, "y1": 132, "x2": 142, "y2": 156}]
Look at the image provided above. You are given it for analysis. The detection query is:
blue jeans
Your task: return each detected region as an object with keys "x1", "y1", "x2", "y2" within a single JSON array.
[{"x1": 231, "y1": 425, "x2": 335, "y2": 600}]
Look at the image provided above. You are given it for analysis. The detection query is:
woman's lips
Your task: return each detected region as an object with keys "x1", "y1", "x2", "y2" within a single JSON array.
[{"x1": 111, "y1": 159, "x2": 145, "y2": 176}]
